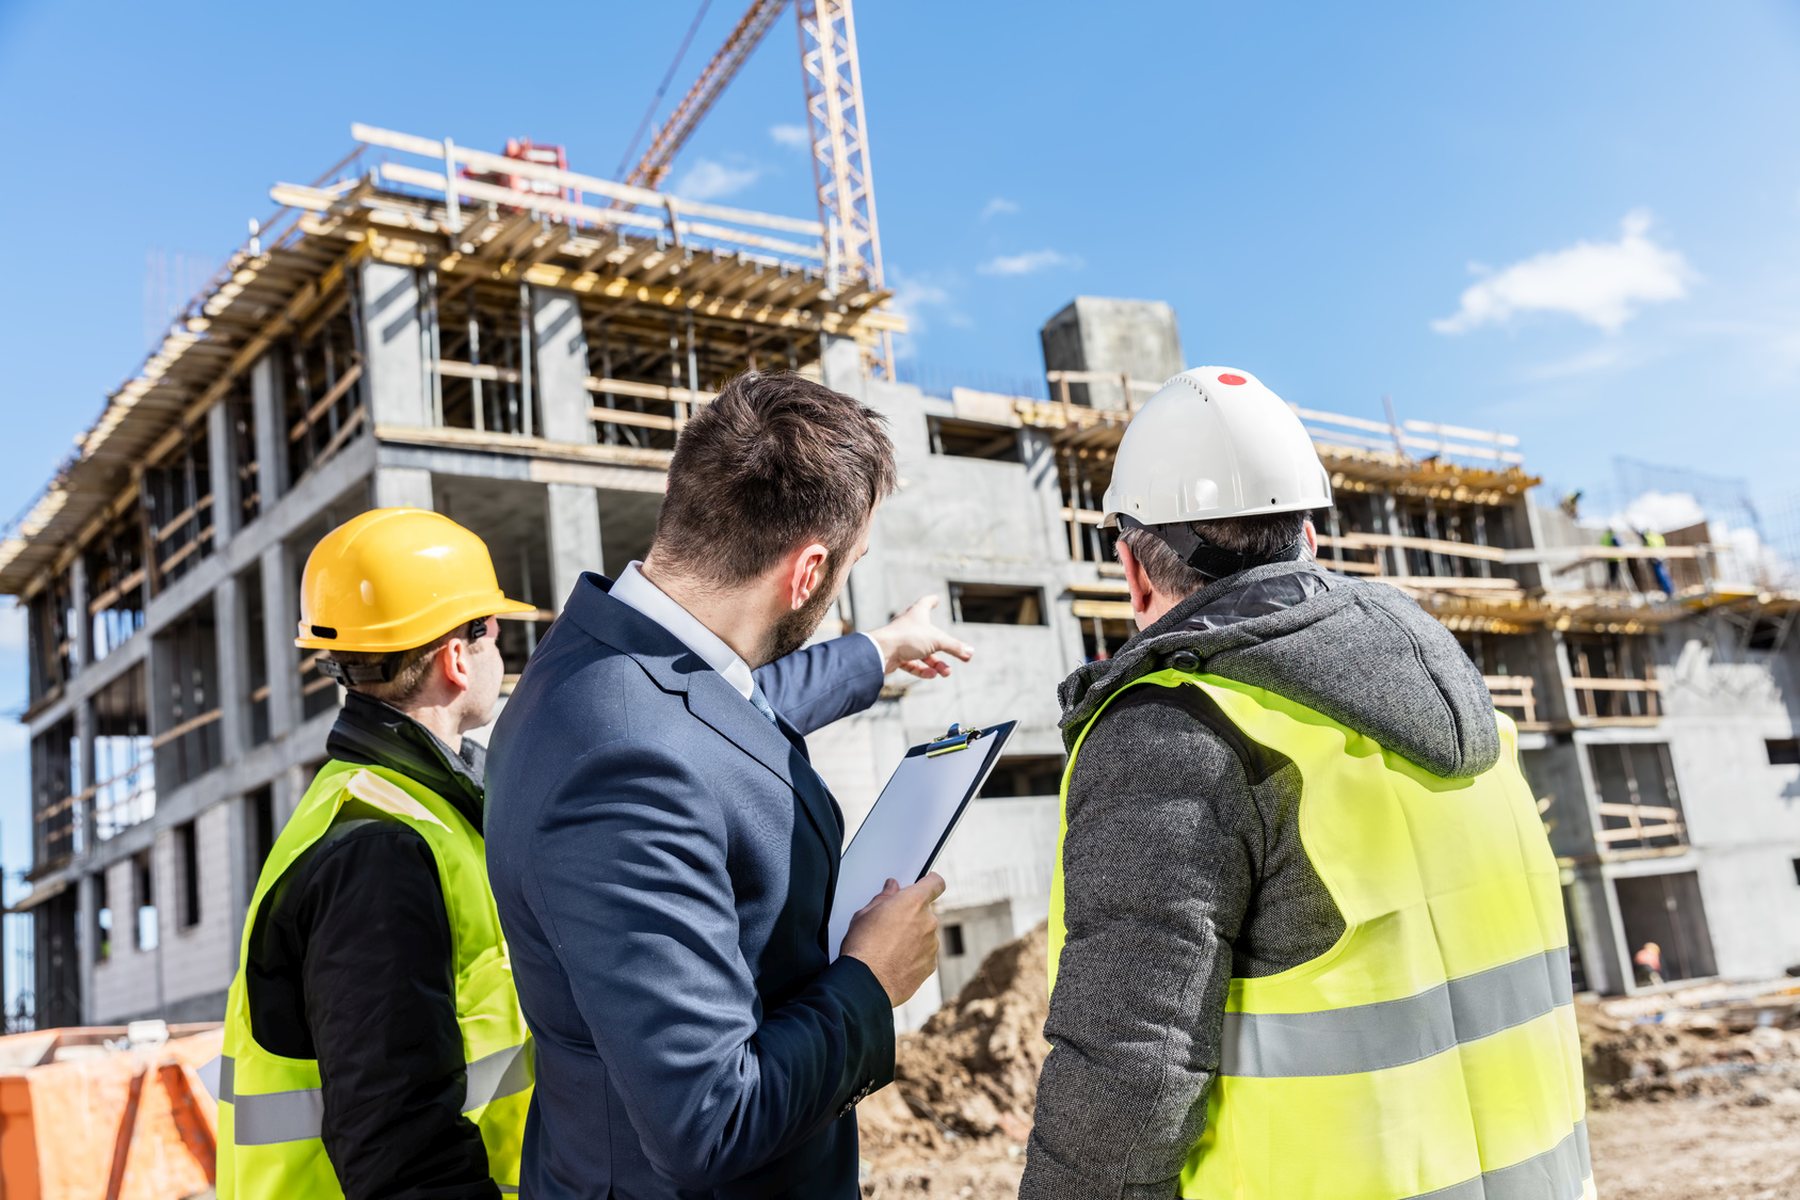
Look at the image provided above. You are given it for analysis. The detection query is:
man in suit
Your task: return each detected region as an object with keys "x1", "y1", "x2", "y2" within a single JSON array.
[{"x1": 487, "y1": 371, "x2": 967, "y2": 1198}]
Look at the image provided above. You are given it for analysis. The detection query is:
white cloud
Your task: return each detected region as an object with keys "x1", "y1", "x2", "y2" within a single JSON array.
[
  {"x1": 981, "y1": 196, "x2": 1020, "y2": 220},
  {"x1": 1617, "y1": 490, "x2": 1707, "y2": 533},
  {"x1": 978, "y1": 248, "x2": 1082, "y2": 277},
  {"x1": 769, "y1": 124, "x2": 809, "y2": 149},
  {"x1": 1433, "y1": 210, "x2": 1693, "y2": 335},
  {"x1": 673, "y1": 158, "x2": 761, "y2": 201}
]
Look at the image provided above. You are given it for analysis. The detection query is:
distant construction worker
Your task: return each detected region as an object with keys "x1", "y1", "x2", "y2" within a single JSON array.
[
  {"x1": 1602, "y1": 525, "x2": 1629, "y2": 589},
  {"x1": 216, "y1": 508, "x2": 539, "y2": 1199},
  {"x1": 1024, "y1": 369, "x2": 1591, "y2": 1199},
  {"x1": 1642, "y1": 527, "x2": 1674, "y2": 595}
]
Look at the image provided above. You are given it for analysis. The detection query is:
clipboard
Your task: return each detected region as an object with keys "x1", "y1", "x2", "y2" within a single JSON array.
[{"x1": 828, "y1": 719, "x2": 1018, "y2": 958}]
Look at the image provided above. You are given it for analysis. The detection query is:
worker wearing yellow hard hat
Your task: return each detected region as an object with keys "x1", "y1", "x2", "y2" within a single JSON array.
[
  {"x1": 1024, "y1": 369, "x2": 1591, "y2": 1199},
  {"x1": 217, "y1": 508, "x2": 537, "y2": 1199}
]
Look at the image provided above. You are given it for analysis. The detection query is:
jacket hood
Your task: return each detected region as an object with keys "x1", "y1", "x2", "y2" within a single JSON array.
[{"x1": 1059, "y1": 562, "x2": 1501, "y2": 778}]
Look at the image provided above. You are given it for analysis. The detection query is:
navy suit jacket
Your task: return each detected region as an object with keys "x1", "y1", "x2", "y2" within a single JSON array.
[{"x1": 485, "y1": 573, "x2": 894, "y2": 1198}]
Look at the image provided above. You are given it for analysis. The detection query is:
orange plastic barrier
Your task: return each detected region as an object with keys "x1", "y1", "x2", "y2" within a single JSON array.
[{"x1": 0, "y1": 1025, "x2": 221, "y2": 1200}]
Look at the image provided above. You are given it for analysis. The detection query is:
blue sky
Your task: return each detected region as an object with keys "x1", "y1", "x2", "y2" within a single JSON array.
[{"x1": 1, "y1": 1, "x2": 1798, "y2": 939}]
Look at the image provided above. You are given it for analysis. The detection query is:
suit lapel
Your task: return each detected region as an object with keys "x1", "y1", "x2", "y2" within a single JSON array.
[
  {"x1": 683, "y1": 669, "x2": 843, "y2": 876},
  {"x1": 565, "y1": 572, "x2": 845, "y2": 897}
]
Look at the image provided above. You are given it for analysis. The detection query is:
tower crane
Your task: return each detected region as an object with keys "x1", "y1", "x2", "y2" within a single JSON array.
[{"x1": 624, "y1": 0, "x2": 893, "y2": 374}]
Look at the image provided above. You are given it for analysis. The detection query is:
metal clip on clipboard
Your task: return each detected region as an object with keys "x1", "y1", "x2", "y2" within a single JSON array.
[{"x1": 925, "y1": 723, "x2": 983, "y2": 757}]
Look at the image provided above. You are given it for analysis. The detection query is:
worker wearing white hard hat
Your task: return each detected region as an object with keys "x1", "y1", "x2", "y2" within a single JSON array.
[{"x1": 1025, "y1": 369, "x2": 1589, "y2": 1200}]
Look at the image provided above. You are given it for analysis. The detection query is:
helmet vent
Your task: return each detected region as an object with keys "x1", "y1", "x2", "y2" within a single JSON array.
[{"x1": 310, "y1": 624, "x2": 339, "y2": 640}]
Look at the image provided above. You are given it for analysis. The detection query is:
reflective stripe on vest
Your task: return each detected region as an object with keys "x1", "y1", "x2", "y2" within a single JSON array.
[
  {"x1": 1048, "y1": 669, "x2": 1592, "y2": 1200},
  {"x1": 218, "y1": 761, "x2": 532, "y2": 1200},
  {"x1": 218, "y1": 1042, "x2": 534, "y2": 1146},
  {"x1": 1222, "y1": 945, "x2": 1574, "y2": 1077}
]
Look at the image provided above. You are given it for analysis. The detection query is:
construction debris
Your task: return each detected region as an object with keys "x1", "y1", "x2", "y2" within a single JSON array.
[{"x1": 1582, "y1": 978, "x2": 1800, "y2": 1105}]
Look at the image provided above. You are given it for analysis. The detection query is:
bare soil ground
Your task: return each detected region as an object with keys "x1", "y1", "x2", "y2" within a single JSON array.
[
  {"x1": 1589, "y1": 1092, "x2": 1800, "y2": 1199},
  {"x1": 863, "y1": 1098, "x2": 1800, "y2": 1198}
]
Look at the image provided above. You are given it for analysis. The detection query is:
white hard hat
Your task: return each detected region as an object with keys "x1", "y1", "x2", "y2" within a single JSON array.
[{"x1": 1101, "y1": 367, "x2": 1332, "y2": 530}]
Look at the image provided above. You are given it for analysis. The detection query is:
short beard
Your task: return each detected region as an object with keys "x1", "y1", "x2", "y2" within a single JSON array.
[{"x1": 758, "y1": 561, "x2": 844, "y2": 667}]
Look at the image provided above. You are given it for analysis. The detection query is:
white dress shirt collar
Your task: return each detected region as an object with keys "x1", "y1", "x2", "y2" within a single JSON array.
[{"x1": 610, "y1": 561, "x2": 757, "y2": 700}]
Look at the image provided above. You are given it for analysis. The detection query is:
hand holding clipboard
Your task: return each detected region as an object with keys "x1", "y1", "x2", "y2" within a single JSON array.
[{"x1": 827, "y1": 719, "x2": 1018, "y2": 959}]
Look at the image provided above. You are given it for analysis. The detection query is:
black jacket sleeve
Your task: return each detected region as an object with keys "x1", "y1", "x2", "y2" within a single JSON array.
[
  {"x1": 1022, "y1": 686, "x2": 1263, "y2": 1200},
  {"x1": 293, "y1": 821, "x2": 500, "y2": 1200}
]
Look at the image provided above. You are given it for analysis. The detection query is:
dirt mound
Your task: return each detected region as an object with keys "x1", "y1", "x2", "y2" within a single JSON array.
[
  {"x1": 861, "y1": 923, "x2": 1050, "y2": 1157},
  {"x1": 1581, "y1": 985, "x2": 1800, "y2": 1105}
]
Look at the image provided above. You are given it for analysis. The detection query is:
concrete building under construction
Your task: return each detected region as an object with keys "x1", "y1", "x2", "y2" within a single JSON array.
[{"x1": 5, "y1": 126, "x2": 1800, "y2": 1034}]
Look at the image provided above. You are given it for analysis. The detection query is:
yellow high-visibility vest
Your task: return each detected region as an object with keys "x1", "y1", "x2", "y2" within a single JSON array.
[
  {"x1": 1048, "y1": 669, "x2": 1591, "y2": 1200},
  {"x1": 217, "y1": 761, "x2": 532, "y2": 1199}
]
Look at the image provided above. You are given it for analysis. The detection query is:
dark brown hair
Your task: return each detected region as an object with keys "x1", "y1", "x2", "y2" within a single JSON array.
[{"x1": 653, "y1": 371, "x2": 897, "y2": 584}]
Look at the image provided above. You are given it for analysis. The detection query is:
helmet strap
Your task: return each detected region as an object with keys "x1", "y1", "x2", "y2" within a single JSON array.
[
  {"x1": 1115, "y1": 515, "x2": 1307, "y2": 582},
  {"x1": 317, "y1": 655, "x2": 402, "y2": 686}
]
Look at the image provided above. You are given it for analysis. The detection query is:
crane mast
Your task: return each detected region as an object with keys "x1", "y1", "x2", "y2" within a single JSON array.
[{"x1": 624, "y1": 0, "x2": 894, "y2": 374}]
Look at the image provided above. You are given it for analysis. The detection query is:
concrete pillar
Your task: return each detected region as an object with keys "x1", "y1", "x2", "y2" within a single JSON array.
[
  {"x1": 251, "y1": 353, "x2": 288, "y2": 509},
  {"x1": 546, "y1": 484, "x2": 602, "y2": 610},
  {"x1": 224, "y1": 793, "x2": 252, "y2": 971},
  {"x1": 259, "y1": 545, "x2": 301, "y2": 740},
  {"x1": 373, "y1": 466, "x2": 436, "y2": 511},
  {"x1": 530, "y1": 288, "x2": 595, "y2": 444},
  {"x1": 1381, "y1": 493, "x2": 1406, "y2": 576},
  {"x1": 1551, "y1": 632, "x2": 1582, "y2": 726},
  {"x1": 1568, "y1": 867, "x2": 1626, "y2": 995},
  {"x1": 213, "y1": 573, "x2": 247, "y2": 762},
  {"x1": 74, "y1": 699, "x2": 96, "y2": 858},
  {"x1": 358, "y1": 261, "x2": 430, "y2": 429},
  {"x1": 207, "y1": 400, "x2": 238, "y2": 546},
  {"x1": 75, "y1": 870, "x2": 97, "y2": 1025},
  {"x1": 1020, "y1": 428, "x2": 1066, "y2": 561},
  {"x1": 273, "y1": 764, "x2": 306, "y2": 828},
  {"x1": 818, "y1": 335, "x2": 866, "y2": 398},
  {"x1": 70, "y1": 555, "x2": 91, "y2": 672}
]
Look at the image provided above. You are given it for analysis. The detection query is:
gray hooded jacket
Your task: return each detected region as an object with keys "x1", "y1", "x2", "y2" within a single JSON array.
[{"x1": 1021, "y1": 561, "x2": 1501, "y2": 1200}]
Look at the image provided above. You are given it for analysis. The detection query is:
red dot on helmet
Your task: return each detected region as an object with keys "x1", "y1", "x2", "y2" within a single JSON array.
[{"x1": 1217, "y1": 373, "x2": 1247, "y2": 385}]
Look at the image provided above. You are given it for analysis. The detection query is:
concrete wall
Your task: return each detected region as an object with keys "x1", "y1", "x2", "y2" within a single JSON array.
[
  {"x1": 834, "y1": 373, "x2": 1080, "y2": 760},
  {"x1": 1651, "y1": 621, "x2": 1800, "y2": 979},
  {"x1": 936, "y1": 899, "x2": 1016, "y2": 999},
  {"x1": 151, "y1": 805, "x2": 237, "y2": 1016},
  {"x1": 90, "y1": 857, "x2": 156, "y2": 1021}
]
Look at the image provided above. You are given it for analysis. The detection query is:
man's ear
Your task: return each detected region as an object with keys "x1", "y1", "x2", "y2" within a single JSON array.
[
  {"x1": 1118, "y1": 540, "x2": 1154, "y2": 617},
  {"x1": 438, "y1": 636, "x2": 473, "y2": 695},
  {"x1": 1303, "y1": 517, "x2": 1319, "y2": 556},
  {"x1": 786, "y1": 542, "x2": 831, "y2": 611}
]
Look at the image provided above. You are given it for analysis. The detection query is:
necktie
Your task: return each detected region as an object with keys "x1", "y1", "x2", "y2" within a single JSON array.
[{"x1": 748, "y1": 680, "x2": 781, "y2": 728}]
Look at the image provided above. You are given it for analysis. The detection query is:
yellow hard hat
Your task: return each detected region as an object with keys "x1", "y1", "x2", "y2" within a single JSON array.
[{"x1": 295, "y1": 508, "x2": 537, "y2": 652}]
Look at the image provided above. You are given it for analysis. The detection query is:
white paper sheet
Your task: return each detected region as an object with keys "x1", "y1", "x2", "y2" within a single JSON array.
[{"x1": 828, "y1": 721, "x2": 1015, "y2": 958}]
